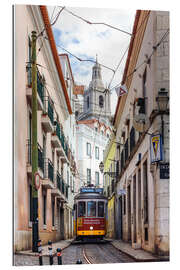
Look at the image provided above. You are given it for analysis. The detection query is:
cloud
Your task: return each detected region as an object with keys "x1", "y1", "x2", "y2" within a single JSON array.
[
  {"x1": 72, "y1": 37, "x2": 80, "y2": 44},
  {"x1": 47, "y1": 6, "x2": 136, "y2": 113}
]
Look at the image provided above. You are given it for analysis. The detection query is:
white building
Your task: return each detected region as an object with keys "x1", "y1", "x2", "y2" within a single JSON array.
[{"x1": 76, "y1": 58, "x2": 112, "y2": 188}]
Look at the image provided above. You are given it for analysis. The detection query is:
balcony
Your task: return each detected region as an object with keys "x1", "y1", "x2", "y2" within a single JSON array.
[
  {"x1": 40, "y1": 158, "x2": 54, "y2": 189},
  {"x1": 51, "y1": 122, "x2": 61, "y2": 148},
  {"x1": 56, "y1": 132, "x2": 69, "y2": 164},
  {"x1": 41, "y1": 96, "x2": 54, "y2": 133},
  {"x1": 26, "y1": 141, "x2": 44, "y2": 177},
  {"x1": 26, "y1": 140, "x2": 32, "y2": 176},
  {"x1": 26, "y1": 68, "x2": 44, "y2": 111},
  {"x1": 51, "y1": 171, "x2": 67, "y2": 202}
]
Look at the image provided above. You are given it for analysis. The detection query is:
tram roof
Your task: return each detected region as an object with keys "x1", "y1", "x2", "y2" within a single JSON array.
[{"x1": 74, "y1": 192, "x2": 107, "y2": 200}]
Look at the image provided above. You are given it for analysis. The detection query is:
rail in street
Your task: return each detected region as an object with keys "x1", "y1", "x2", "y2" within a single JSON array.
[{"x1": 14, "y1": 242, "x2": 135, "y2": 266}]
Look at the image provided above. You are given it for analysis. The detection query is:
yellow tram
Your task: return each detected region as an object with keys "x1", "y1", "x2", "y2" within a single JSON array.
[{"x1": 73, "y1": 186, "x2": 108, "y2": 240}]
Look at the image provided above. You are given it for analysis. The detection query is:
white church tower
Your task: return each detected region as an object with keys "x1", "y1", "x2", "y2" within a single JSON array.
[
  {"x1": 76, "y1": 56, "x2": 112, "y2": 189},
  {"x1": 78, "y1": 56, "x2": 111, "y2": 125}
]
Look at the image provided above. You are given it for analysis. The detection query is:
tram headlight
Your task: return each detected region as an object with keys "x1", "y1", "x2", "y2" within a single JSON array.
[{"x1": 90, "y1": 226, "x2": 93, "y2": 230}]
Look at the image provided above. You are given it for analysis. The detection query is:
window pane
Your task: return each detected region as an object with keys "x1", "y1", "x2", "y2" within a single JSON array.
[
  {"x1": 78, "y1": 201, "x2": 86, "y2": 217},
  {"x1": 87, "y1": 201, "x2": 96, "y2": 217},
  {"x1": 98, "y1": 201, "x2": 104, "y2": 217},
  {"x1": 95, "y1": 172, "x2": 99, "y2": 186}
]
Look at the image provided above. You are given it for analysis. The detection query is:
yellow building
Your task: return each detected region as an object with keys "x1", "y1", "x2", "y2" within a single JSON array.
[{"x1": 103, "y1": 134, "x2": 116, "y2": 239}]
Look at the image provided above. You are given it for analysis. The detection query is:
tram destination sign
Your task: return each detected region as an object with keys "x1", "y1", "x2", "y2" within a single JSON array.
[
  {"x1": 160, "y1": 163, "x2": 169, "y2": 179},
  {"x1": 80, "y1": 187, "x2": 103, "y2": 194}
]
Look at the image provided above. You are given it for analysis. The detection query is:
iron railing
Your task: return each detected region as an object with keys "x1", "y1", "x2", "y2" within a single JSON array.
[
  {"x1": 44, "y1": 158, "x2": 54, "y2": 182},
  {"x1": 38, "y1": 144, "x2": 44, "y2": 173},
  {"x1": 26, "y1": 67, "x2": 44, "y2": 104},
  {"x1": 37, "y1": 70, "x2": 44, "y2": 104},
  {"x1": 48, "y1": 98, "x2": 54, "y2": 125}
]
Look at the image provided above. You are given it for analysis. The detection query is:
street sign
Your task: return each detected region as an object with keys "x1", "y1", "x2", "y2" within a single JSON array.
[
  {"x1": 115, "y1": 84, "x2": 128, "y2": 97},
  {"x1": 160, "y1": 163, "x2": 169, "y2": 179},
  {"x1": 34, "y1": 172, "x2": 41, "y2": 190},
  {"x1": 150, "y1": 134, "x2": 163, "y2": 163}
]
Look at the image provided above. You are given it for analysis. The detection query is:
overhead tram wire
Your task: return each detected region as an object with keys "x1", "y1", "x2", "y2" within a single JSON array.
[
  {"x1": 109, "y1": 28, "x2": 170, "y2": 92},
  {"x1": 37, "y1": 6, "x2": 64, "y2": 57},
  {"x1": 108, "y1": 44, "x2": 130, "y2": 91},
  {"x1": 58, "y1": 6, "x2": 132, "y2": 36},
  {"x1": 106, "y1": 11, "x2": 151, "y2": 92}
]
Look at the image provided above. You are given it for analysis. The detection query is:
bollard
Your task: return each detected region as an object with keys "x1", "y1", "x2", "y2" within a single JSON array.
[
  {"x1": 57, "y1": 248, "x2": 62, "y2": 265},
  {"x1": 37, "y1": 239, "x2": 43, "y2": 265},
  {"x1": 76, "y1": 259, "x2": 82, "y2": 264},
  {"x1": 48, "y1": 240, "x2": 53, "y2": 265}
]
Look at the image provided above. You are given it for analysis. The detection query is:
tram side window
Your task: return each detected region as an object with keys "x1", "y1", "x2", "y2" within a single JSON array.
[
  {"x1": 98, "y1": 201, "x2": 104, "y2": 217},
  {"x1": 78, "y1": 202, "x2": 86, "y2": 217},
  {"x1": 87, "y1": 201, "x2": 96, "y2": 217}
]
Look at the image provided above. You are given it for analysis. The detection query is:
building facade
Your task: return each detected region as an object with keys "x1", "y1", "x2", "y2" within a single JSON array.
[
  {"x1": 76, "y1": 58, "x2": 112, "y2": 189},
  {"x1": 14, "y1": 5, "x2": 77, "y2": 251},
  {"x1": 103, "y1": 134, "x2": 116, "y2": 238},
  {"x1": 113, "y1": 10, "x2": 169, "y2": 255}
]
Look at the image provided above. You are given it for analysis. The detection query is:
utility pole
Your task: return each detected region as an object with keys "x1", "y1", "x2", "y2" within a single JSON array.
[{"x1": 31, "y1": 30, "x2": 39, "y2": 252}]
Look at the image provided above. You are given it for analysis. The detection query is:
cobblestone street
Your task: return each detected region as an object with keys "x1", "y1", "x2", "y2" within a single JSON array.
[{"x1": 14, "y1": 242, "x2": 135, "y2": 266}]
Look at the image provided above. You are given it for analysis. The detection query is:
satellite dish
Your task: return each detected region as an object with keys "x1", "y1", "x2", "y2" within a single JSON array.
[{"x1": 133, "y1": 113, "x2": 149, "y2": 132}]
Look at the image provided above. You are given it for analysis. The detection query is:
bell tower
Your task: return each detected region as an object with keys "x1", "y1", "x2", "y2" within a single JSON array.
[{"x1": 79, "y1": 55, "x2": 111, "y2": 125}]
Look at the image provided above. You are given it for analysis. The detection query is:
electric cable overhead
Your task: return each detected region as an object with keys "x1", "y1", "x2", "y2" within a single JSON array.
[
  {"x1": 43, "y1": 36, "x2": 115, "y2": 73},
  {"x1": 109, "y1": 28, "x2": 169, "y2": 92},
  {"x1": 37, "y1": 6, "x2": 65, "y2": 38},
  {"x1": 58, "y1": 6, "x2": 132, "y2": 36}
]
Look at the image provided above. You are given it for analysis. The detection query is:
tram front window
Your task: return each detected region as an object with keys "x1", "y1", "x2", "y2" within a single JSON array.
[
  {"x1": 98, "y1": 201, "x2": 104, "y2": 217},
  {"x1": 87, "y1": 201, "x2": 96, "y2": 217},
  {"x1": 78, "y1": 201, "x2": 85, "y2": 217}
]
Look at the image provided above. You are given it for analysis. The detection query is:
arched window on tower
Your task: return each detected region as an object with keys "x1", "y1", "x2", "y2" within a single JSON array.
[
  {"x1": 99, "y1": 95, "x2": 104, "y2": 108},
  {"x1": 87, "y1": 96, "x2": 90, "y2": 109}
]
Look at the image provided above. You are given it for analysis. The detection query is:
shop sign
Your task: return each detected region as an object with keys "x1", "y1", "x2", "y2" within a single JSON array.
[
  {"x1": 150, "y1": 134, "x2": 163, "y2": 163},
  {"x1": 160, "y1": 163, "x2": 169, "y2": 179}
]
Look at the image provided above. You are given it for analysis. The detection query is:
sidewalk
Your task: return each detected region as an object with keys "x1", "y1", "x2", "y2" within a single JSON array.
[
  {"x1": 15, "y1": 239, "x2": 74, "y2": 257},
  {"x1": 108, "y1": 239, "x2": 169, "y2": 262}
]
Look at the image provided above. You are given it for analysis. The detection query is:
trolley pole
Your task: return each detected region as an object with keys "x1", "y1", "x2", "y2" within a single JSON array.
[{"x1": 31, "y1": 30, "x2": 39, "y2": 252}]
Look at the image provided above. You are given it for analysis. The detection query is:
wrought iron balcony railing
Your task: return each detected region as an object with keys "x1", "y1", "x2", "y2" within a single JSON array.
[
  {"x1": 44, "y1": 158, "x2": 54, "y2": 182},
  {"x1": 43, "y1": 96, "x2": 54, "y2": 126},
  {"x1": 37, "y1": 70, "x2": 44, "y2": 104},
  {"x1": 26, "y1": 67, "x2": 44, "y2": 105},
  {"x1": 38, "y1": 143, "x2": 44, "y2": 173}
]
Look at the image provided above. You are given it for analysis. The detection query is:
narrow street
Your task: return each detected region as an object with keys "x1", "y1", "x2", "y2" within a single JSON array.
[{"x1": 14, "y1": 242, "x2": 135, "y2": 266}]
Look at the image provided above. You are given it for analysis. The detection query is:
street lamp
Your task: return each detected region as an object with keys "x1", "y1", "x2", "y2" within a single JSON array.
[
  {"x1": 99, "y1": 161, "x2": 104, "y2": 173},
  {"x1": 156, "y1": 88, "x2": 169, "y2": 112},
  {"x1": 99, "y1": 161, "x2": 118, "y2": 178},
  {"x1": 156, "y1": 88, "x2": 169, "y2": 144}
]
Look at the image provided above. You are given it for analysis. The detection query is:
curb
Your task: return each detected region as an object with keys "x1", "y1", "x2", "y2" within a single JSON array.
[
  {"x1": 15, "y1": 240, "x2": 73, "y2": 257},
  {"x1": 109, "y1": 241, "x2": 169, "y2": 263}
]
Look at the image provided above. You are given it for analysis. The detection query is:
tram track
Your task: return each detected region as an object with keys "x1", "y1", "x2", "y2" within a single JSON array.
[{"x1": 82, "y1": 243, "x2": 135, "y2": 264}]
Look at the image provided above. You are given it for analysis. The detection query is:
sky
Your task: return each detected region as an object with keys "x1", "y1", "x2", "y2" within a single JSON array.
[{"x1": 47, "y1": 5, "x2": 136, "y2": 114}]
